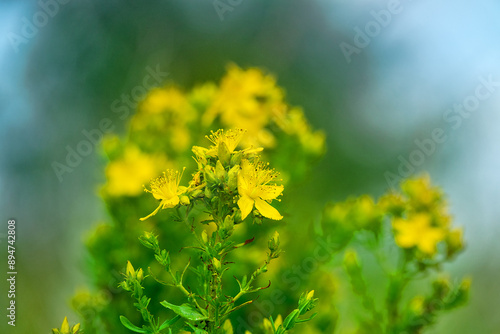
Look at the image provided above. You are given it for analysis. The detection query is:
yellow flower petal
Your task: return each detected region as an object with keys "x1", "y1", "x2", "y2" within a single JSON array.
[
  {"x1": 139, "y1": 202, "x2": 163, "y2": 221},
  {"x1": 238, "y1": 195, "x2": 254, "y2": 220},
  {"x1": 254, "y1": 198, "x2": 283, "y2": 220},
  {"x1": 256, "y1": 184, "x2": 283, "y2": 200},
  {"x1": 161, "y1": 195, "x2": 180, "y2": 209},
  {"x1": 419, "y1": 228, "x2": 445, "y2": 254}
]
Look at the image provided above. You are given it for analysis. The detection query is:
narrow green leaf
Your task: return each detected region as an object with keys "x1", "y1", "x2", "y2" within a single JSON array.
[
  {"x1": 119, "y1": 316, "x2": 148, "y2": 333},
  {"x1": 160, "y1": 301, "x2": 208, "y2": 321},
  {"x1": 158, "y1": 315, "x2": 181, "y2": 330}
]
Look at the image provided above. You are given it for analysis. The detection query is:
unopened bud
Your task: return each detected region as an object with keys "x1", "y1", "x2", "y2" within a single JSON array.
[
  {"x1": 215, "y1": 160, "x2": 227, "y2": 181},
  {"x1": 126, "y1": 261, "x2": 135, "y2": 278},
  {"x1": 136, "y1": 268, "x2": 144, "y2": 282},
  {"x1": 227, "y1": 164, "x2": 240, "y2": 191},
  {"x1": 213, "y1": 258, "x2": 221, "y2": 271},
  {"x1": 180, "y1": 195, "x2": 190, "y2": 205},
  {"x1": 268, "y1": 231, "x2": 280, "y2": 252},
  {"x1": 218, "y1": 141, "x2": 231, "y2": 166},
  {"x1": 447, "y1": 228, "x2": 464, "y2": 257},
  {"x1": 204, "y1": 165, "x2": 217, "y2": 184},
  {"x1": 230, "y1": 150, "x2": 242, "y2": 166},
  {"x1": 201, "y1": 230, "x2": 208, "y2": 244}
]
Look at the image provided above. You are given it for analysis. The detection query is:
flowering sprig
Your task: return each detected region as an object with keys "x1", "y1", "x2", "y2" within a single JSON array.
[
  {"x1": 120, "y1": 129, "x2": 314, "y2": 333},
  {"x1": 320, "y1": 174, "x2": 468, "y2": 334}
]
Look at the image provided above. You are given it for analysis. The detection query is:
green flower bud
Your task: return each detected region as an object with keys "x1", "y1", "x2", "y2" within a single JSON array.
[
  {"x1": 204, "y1": 187, "x2": 213, "y2": 199},
  {"x1": 230, "y1": 150, "x2": 242, "y2": 166},
  {"x1": 218, "y1": 141, "x2": 231, "y2": 166},
  {"x1": 227, "y1": 164, "x2": 240, "y2": 191},
  {"x1": 343, "y1": 250, "x2": 360, "y2": 274},
  {"x1": 189, "y1": 189, "x2": 203, "y2": 199},
  {"x1": 136, "y1": 268, "x2": 144, "y2": 282},
  {"x1": 432, "y1": 277, "x2": 450, "y2": 299},
  {"x1": 204, "y1": 165, "x2": 217, "y2": 185},
  {"x1": 213, "y1": 258, "x2": 221, "y2": 272},
  {"x1": 139, "y1": 231, "x2": 158, "y2": 250},
  {"x1": 219, "y1": 215, "x2": 235, "y2": 239},
  {"x1": 268, "y1": 231, "x2": 280, "y2": 252},
  {"x1": 447, "y1": 228, "x2": 464, "y2": 258},
  {"x1": 215, "y1": 160, "x2": 227, "y2": 181}
]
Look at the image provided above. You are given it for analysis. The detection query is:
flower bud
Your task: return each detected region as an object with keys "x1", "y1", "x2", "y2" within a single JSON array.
[
  {"x1": 192, "y1": 146, "x2": 208, "y2": 160},
  {"x1": 268, "y1": 231, "x2": 280, "y2": 252},
  {"x1": 227, "y1": 164, "x2": 240, "y2": 191},
  {"x1": 180, "y1": 195, "x2": 190, "y2": 205},
  {"x1": 61, "y1": 317, "x2": 70, "y2": 333},
  {"x1": 221, "y1": 215, "x2": 235, "y2": 237},
  {"x1": 409, "y1": 296, "x2": 425, "y2": 316},
  {"x1": 432, "y1": 277, "x2": 450, "y2": 299},
  {"x1": 215, "y1": 160, "x2": 227, "y2": 181},
  {"x1": 126, "y1": 261, "x2": 135, "y2": 279},
  {"x1": 213, "y1": 258, "x2": 221, "y2": 272},
  {"x1": 201, "y1": 230, "x2": 209, "y2": 244},
  {"x1": 136, "y1": 268, "x2": 144, "y2": 282},
  {"x1": 204, "y1": 165, "x2": 217, "y2": 185},
  {"x1": 72, "y1": 323, "x2": 81, "y2": 334},
  {"x1": 230, "y1": 150, "x2": 242, "y2": 166},
  {"x1": 218, "y1": 141, "x2": 231, "y2": 166},
  {"x1": 447, "y1": 228, "x2": 464, "y2": 258},
  {"x1": 343, "y1": 250, "x2": 360, "y2": 273},
  {"x1": 190, "y1": 189, "x2": 203, "y2": 199}
]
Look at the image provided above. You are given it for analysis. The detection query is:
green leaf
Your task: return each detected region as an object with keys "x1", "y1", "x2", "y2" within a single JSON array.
[
  {"x1": 119, "y1": 316, "x2": 149, "y2": 333},
  {"x1": 161, "y1": 301, "x2": 208, "y2": 321},
  {"x1": 158, "y1": 315, "x2": 181, "y2": 330},
  {"x1": 186, "y1": 323, "x2": 209, "y2": 334}
]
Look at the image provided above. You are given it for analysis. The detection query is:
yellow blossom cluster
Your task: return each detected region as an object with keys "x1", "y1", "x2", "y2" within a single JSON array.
[
  {"x1": 384, "y1": 175, "x2": 464, "y2": 257},
  {"x1": 141, "y1": 128, "x2": 284, "y2": 222},
  {"x1": 100, "y1": 64, "x2": 325, "y2": 198},
  {"x1": 322, "y1": 175, "x2": 464, "y2": 258}
]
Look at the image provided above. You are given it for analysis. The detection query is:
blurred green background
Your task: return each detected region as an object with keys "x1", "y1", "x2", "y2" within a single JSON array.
[{"x1": 1, "y1": 0, "x2": 499, "y2": 333}]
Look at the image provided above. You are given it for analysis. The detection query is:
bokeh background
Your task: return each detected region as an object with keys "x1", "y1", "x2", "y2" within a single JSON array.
[{"x1": 1, "y1": 0, "x2": 499, "y2": 333}]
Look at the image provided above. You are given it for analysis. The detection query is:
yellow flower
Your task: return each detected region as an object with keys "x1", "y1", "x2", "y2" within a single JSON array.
[
  {"x1": 393, "y1": 213, "x2": 445, "y2": 255},
  {"x1": 237, "y1": 159, "x2": 283, "y2": 220},
  {"x1": 401, "y1": 174, "x2": 442, "y2": 208},
  {"x1": 206, "y1": 128, "x2": 262, "y2": 157},
  {"x1": 206, "y1": 128, "x2": 246, "y2": 154},
  {"x1": 140, "y1": 168, "x2": 186, "y2": 221},
  {"x1": 104, "y1": 146, "x2": 168, "y2": 197},
  {"x1": 203, "y1": 65, "x2": 285, "y2": 148},
  {"x1": 139, "y1": 86, "x2": 194, "y2": 116},
  {"x1": 132, "y1": 86, "x2": 195, "y2": 152}
]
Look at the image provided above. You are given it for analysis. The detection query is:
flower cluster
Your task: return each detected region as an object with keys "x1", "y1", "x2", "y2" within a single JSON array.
[
  {"x1": 100, "y1": 65, "x2": 324, "y2": 198},
  {"x1": 319, "y1": 175, "x2": 468, "y2": 334},
  {"x1": 382, "y1": 175, "x2": 464, "y2": 258},
  {"x1": 140, "y1": 128, "x2": 284, "y2": 224}
]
